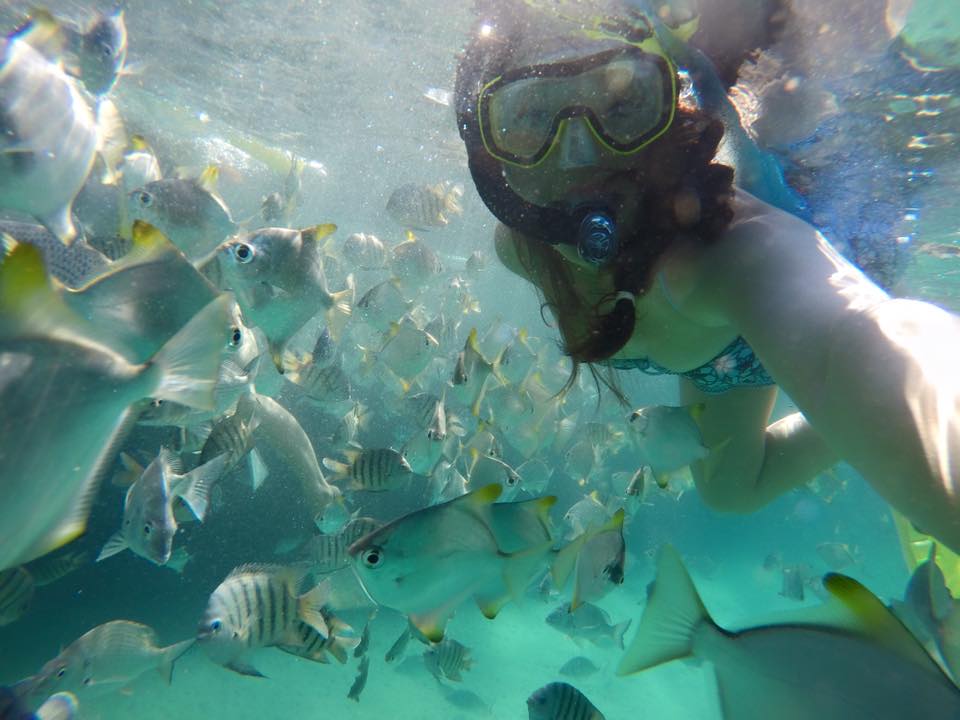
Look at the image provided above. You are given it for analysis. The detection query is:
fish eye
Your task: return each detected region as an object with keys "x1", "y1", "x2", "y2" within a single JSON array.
[
  {"x1": 506, "y1": 474, "x2": 517, "y2": 486},
  {"x1": 210, "y1": 619, "x2": 222, "y2": 632},
  {"x1": 233, "y1": 243, "x2": 254, "y2": 263},
  {"x1": 83, "y1": 677, "x2": 92, "y2": 686},
  {"x1": 361, "y1": 547, "x2": 384, "y2": 568},
  {"x1": 136, "y1": 191, "x2": 153, "y2": 207},
  {"x1": 56, "y1": 667, "x2": 66, "y2": 678},
  {"x1": 143, "y1": 523, "x2": 152, "y2": 535},
  {"x1": 151, "y1": 398, "x2": 164, "y2": 407},
  {"x1": 229, "y1": 327, "x2": 242, "y2": 346}
]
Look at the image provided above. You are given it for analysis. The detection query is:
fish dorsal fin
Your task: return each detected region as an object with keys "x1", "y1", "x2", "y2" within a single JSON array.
[
  {"x1": 301, "y1": 224, "x2": 337, "y2": 247},
  {"x1": 818, "y1": 573, "x2": 941, "y2": 669},
  {"x1": 197, "y1": 165, "x2": 220, "y2": 193}
]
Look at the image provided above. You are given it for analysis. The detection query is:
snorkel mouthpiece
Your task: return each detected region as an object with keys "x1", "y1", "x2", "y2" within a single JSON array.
[{"x1": 577, "y1": 211, "x2": 618, "y2": 265}]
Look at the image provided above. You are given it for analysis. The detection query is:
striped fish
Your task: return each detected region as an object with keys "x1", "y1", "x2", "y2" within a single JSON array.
[
  {"x1": 25, "y1": 549, "x2": 88, "y2": 587},
  {"x1": 385, "y1": 182, "x2": 463, "y2": 231},
  {"x1": 347, "y1": 655, "x2": 370, "y2": 702},
  {"x1": 309, "y1": 517, "x2": 382, "y2": 574},
  {"x1": 323, "y1": 447, "x2": 412, "y2": 492},
  {"x1": 0, "y1": 566, "x2": 35, "y2": 626},
  {"x1": 423, "y1": 637, "x2": 472, "y2": 682},
  {"x1": 197, "y1": 564, "x2": 345, "y2": 677},
  {"x1": 278, "y1": 610, "x2": 358, "y2": 665},
  {"x1": 527, "y1": 682, "x2": 605, "y2": 720},
  {"x1": 285, "y1": 352, "x2": 351, "y2": 404},
  {"x1": 342, "y1": 232, "x2": 387, "y2": 270}
]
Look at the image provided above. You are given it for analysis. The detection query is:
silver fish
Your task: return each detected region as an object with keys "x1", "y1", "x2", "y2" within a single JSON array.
[
  {"x1": 390, "y1": 234, "x2": 443, "y2": 285},
  {"x1": 0, "y1": 21, "x2": 97, "y2": 243},
  {"x1": 64, "y1": 9, "x2": 128, "y2": 96},
  {"x1": 560, "y1": 510, "x2": 626, "y2": 610},
  {"x1": 546, "y1": 603, "x2": 631, "y2": 650},
  {"x1": 451, "y1": 328, "x2": 504, "y2": 416},
  {"x1": 386, "y1": 182, "x2": 463, "y2": 231},
  {"x1": 127, "y1": 167, "x2": 235, "y2": 260},
  {"x1": 97, "y1": 449, "x2": 227, "y2": 566},
  {"x1": 308, "y1": 517, "x2": 382, "y2": 574},
  {"x1": 365, "y1": 315, "x2": 439, "y2": 386},
  {"x1": 423, "y1": 637, "x2": 473, "y2": 682},
  {"x1": 628, "y1": 404, "x2": 709, "y2": 478},
  {"x1": 348, "y1": 484, "x2": 557, "y2": 641},
  {"x1": 285, "y1": 351, "x2": 351, "y2": 404},
  {"x1": 558, "y1": 656, "x2": 599, "y2": 679},
  {"x1": 356, "y1": 278, "x2": 413, "y2": 332},
  {"x1": 0, "y1": 566, "x2": 34, "y2": 626},
  {"x1": 385, "y1": 625, "x2": 412, "y2": 663},
  {"x1": 0, "y1": 245, "x2": 229, "y2": 570},
  {"x1": 618, "y1": 545, "x2": 960, "y2": 718},
  {"x1": 347, "y1": 655, "x2": 370, "y2": 702},
  {"x1": 27, "y1": 620, "x2": 192, "y2": 699},
  {"x1": 527, "y1": 682, "x2": 605, "y2": 720}
]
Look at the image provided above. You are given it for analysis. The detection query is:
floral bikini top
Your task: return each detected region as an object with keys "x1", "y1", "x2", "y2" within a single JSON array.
[{"x1": 609, "y1": 335, "x2": 775, "y2": 394}]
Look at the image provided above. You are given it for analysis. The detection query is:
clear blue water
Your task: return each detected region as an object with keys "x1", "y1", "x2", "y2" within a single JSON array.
[{"x1": 1, "y1": 0, "x2": 959, "y2": 718}]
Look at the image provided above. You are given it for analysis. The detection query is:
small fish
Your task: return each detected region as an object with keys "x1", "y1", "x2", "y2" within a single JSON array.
[
  {"x1": 0, "y1": 246, "x2": 229, "y2": 570},
  {"x1": 285, "y1": 351, "x2": 352, "y2": 404},
  {"x1": 356, "y1": 278, "x2": 413, "y2": 332},
  {"x1": 424, "y1": 638, "x2": 473, "y2": 682},
  {"x1": 385, "y1": 625, "x2": 411, "y2": 663},
  {"x1": 260, "y1": 156, "x2": 304, "y2": 226},
  {"x1": 197, "y1": 565, "x2": 341, "y2": 677},
  {"x1": 891, "y1": 547, "x2": 954, "y2": 651},
  {"x1": 363, "y1": 315, "x2": 439, "y2": 389},
  {"x1": 332, "y1": 401, "x2": 369, "y2": 448},
  {"x1": 451, "y1": 328, "x2": 505, "y2": 416},
  {"x1": 527, "y1": 682, "x2": 605, "y2": 720},
  {"x1": 558, "y1": 656, "x2": 600, "y2": 679},
  {"x1": 617, "y1": 545, "x2": 960, "y2": 717},
  {"x1": 97, "y1": 449, "x2": 227, "y2": 566},
  {"x1": 347, "y1": 656, "x2": 370, "y2": 702},
  {"x1": 465, "y1": 250, "x2": 488, "y2": 275},
  {"x1": 628, "y1": 404, "x2": 709, "y2": 479},
  {"x1": 516, "y1": 458, "x2": 553, "y2": 497},
  {"x1": 63, "y1": 8, "x2": 128, "y2": 96},
  {"x1": 349, "y1": 484, "x2": 558, "y2": 641},
  {"x1": 24, "y1": 550, "x2": 88, "y2": 587},
  {"x1": 216, "y1": 225, "x2": 353, "y2": 368},
  {"x1": 355, "y1": 619, "x2": 373, "y2": 657},
  {"x1": 562, "y1": 494, "x2": 611, "y2": 540},
  {"x1": 816, "y1": 542, "x2": 859, "y2": 571},
  {"x1": 0, "y1": 566, "x2": 35, "y2": 626},
  {"x1": 323, "y1": 447, "x2": 412, "y2": 492},
  {"x1": 28, "y1": 620, "x2": 192, "y2": 698},
  {"x1": 0, "y1": 19, "x2": 98, "y2": 243},
  {"x1": 343, "y1": 232, "x2": 388, "y2": 269},
  {"x1": 308, "y1": 517, "x2": 382, "y2": 573},
  {"x1": 466, "y1": 449, "x2": 522, "y2": 498},
  {"x1": 386, "y1": 182, "x2": 463, "y2": 230},
  {"x1": 558, "y1": 510, "x2": 626, "y2": 610},
  {"x1": 127, "y1": 166, "x2": 236, "y2": 260},
  {"x1": 0, "y1": 222, "x2": 110, "y2": 288},
  {"x1": 402, "y1": 399, "x2": 449, "y2": 476},
  {"x1": 546, "y1": 603, "x2": 631, "y2": 649},
  {"x1": 780, "y1": 564, "x2": 809, "y2": 602},
  {"x1": 390, "y1": 233, "x2": 444, "y2": 285}
]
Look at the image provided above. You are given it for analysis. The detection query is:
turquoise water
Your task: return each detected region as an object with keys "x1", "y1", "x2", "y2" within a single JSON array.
[{"x1": 1, "y1": 0, "x2": 959, "y2": 718}]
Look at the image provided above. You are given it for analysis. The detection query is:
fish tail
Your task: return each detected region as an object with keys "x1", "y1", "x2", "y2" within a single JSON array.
[
  {"x1": 616, "y1": 545, "x2": 709, "y2": 676},
  {"x1": 613, "y1": 618, "x2": 632, "y2": 650},
  {"x1": 149, "y1": 295, "x2": 231, "y2": 411},
  {"x1": 297, "y1": 580, "x2": 331, "y2": 638},
  {"x1": 158, "y1": 638, "x2": 195, "y2": 684},
  {"x1": 322, "y1": 457, "x2": 351, "y2": 480},
  {"x1": 177, "y1": 453, "x2": 228, "y2": 521},
  {"x1": 324, "y1": 274, "x2": 354, "y2": 342}
]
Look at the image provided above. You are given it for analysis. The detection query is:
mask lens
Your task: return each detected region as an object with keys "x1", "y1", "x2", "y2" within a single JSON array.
[{"x1": 479, "y1": 48, "x2": 674, "y2": 167}]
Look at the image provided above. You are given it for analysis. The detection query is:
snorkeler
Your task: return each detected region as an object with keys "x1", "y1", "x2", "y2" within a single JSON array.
[{"x1": 454, "y1": 1, "x2": 960, "y2": 552}]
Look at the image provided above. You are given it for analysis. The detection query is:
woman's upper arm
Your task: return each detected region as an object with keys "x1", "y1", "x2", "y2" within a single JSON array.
[{"x1": 494, "y1": 223, "x2": 529, "y2": 279}]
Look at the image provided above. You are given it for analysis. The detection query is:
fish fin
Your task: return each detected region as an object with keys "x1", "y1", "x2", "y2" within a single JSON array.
[
  {"x1": 96, "y1": 531, "x2": 129, "y2": 561},
  {"x1": 617, "y1": 545, "x2": 708, "y2": 675},
  {"x1": 247, "y1": 448, "x2": 269, "y2": 491},
  {"x1": 40, "y1": 205, "x2": 77, "y2": 246},
  {"x1": 322, "y1": 457, "x2": 351, "y2": 480},
  {"x1": 409, "y1": 609, "x2": 453, "y2": 643},
  {"x1": 552, "y1": 535, "x2": 584, "y2": 594},
  {"x1": 175, "y1": 454, "x2": 227, "y2": 521},
  {"x1": 157, "y1": 446, "x2": 183, "y2": 475},
  {"x1": 197, "y1": 165, "x2": 219, "y2": 193},
  {"x1": 474, "y1": 588, "x2": 512, "y2": 619},
  {"x1": 149, "y1": 295, "x2": 230, "y2": 411},
  {"x1": 613, "y1": 619, "x2": 632, "y2": 650},
  {"x1": 821, "y1": 573, "x2": 938, "y2": 666},
  {"x1": 224, "y1": 660, "x2": 265, "y2": 678},
  {"x1": 115, "y1": 220, "x2": 179, "y2": 268},
  {"x1": 324, "y1": 274, "x2": 354, "y2": 342},
  {"x1": 158, "y1": 638, "x2": 194, "y2": 684},
  {"x1": 301, "y1": 223, "x2": 337, "y2": 246},
  {"x1": 326, "y1": 633, "x2": 357, "y2": 664},
  {"x1": 111, "y1": 451, "x2": 145, "y2": 488},
  {"x1": 297, "y1": 581, "x2": 331, "y2": 638}
]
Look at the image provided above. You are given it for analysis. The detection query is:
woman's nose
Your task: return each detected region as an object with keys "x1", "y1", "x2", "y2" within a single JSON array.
[{"x1": 556, "y1": 118, "x2": 599, "y2": 169}]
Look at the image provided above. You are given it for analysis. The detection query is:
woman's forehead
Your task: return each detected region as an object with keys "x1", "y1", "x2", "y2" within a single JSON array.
[{"x1": 505, "y1": 35, "x2": 624, "y2": 69}]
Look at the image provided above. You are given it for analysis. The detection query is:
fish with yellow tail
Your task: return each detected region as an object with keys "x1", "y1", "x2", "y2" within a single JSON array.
[
  {"x1": 0, "y1": 244, "x2": 229, "y2": 571},
  {"x1": 617, "y1": 545, "x2": 960, "y2": 719},
  {"x1": 450, "y1": 328, "x2": 506, "y2": 416},
  {"x1": 348, "y1": 483, "x2": 562, "y2": 641}
]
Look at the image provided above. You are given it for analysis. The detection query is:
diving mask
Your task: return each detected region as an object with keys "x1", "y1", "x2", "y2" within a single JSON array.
[{"x1": 477, "y1": 46, "x2": 676, "y2": 168}]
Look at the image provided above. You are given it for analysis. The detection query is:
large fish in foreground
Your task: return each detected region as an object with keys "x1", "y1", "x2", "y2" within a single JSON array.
[
  {"x1": 23, "y1": 620, "x2": 193, "y2": 700},
  {"x1": 617, "y1": 545, "x2": 960, "y2": 719},
  {"x1": 0, "y1": 19, "x2": 98, "y2": 244},
  {"x1": 0, "y1": 244, "x2": 229, "y2": 570},
  {"x1": 348, "y1": 483, "x2": 558, "y2": 641}
]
